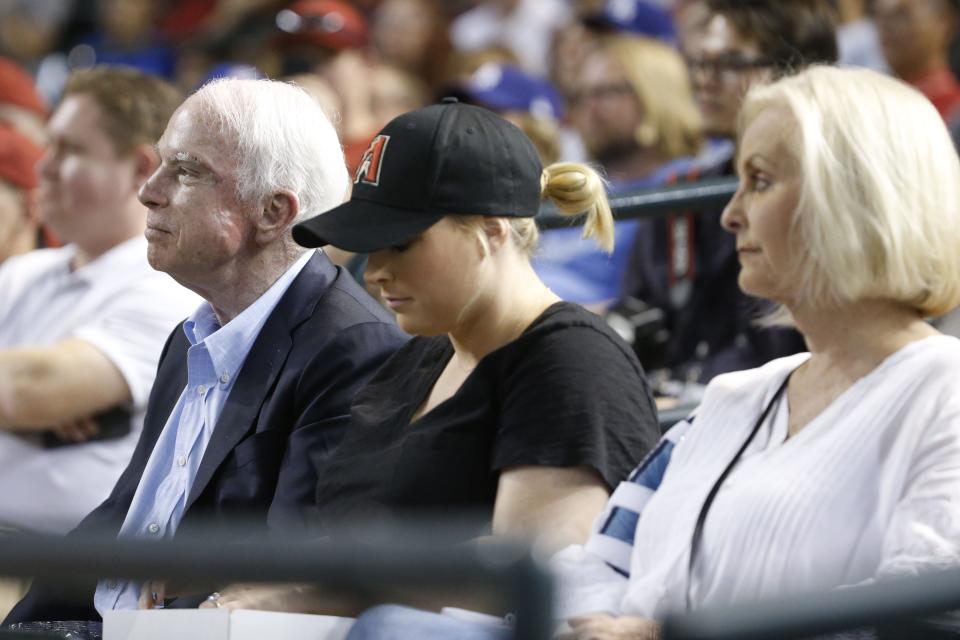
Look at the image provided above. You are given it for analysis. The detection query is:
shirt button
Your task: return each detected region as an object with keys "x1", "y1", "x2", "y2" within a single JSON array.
[
  {"x1": 177, "y1": 455, "x2": 187, "y2": 467},
  {"x1": 197, "y1": 384, "x2": 206, "y2": 395},
  {"x1": 220, "y1": 373, "x2": 230, "y2": 384},
  {"x1": 107, "y1": 580, "x2": 118, "y2": 590},
  {"x1": 148, "y1": 523, "x2": 160, "y2": 534}
]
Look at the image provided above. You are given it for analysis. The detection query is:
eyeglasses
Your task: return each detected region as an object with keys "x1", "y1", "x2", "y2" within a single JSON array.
[
  {"x1": 276, "y1": 9, "x2": 347, "y2": 35},
  {"x1": 567, "y1": 83, "x2": 634, "y2": 107},
  {"x1": 686, "y1": 55, "x2": 774, "y2": 80}
]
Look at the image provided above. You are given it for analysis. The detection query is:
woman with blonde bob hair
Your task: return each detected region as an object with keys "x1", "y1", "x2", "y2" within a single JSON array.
[
  {"x1": 740, "y1": 66, "x2": 960, "y2": 321},
  {"x1": 199, "y1": 100, "x2": 660, "y2": 614},
  {"x1": 514, "y1": 65, "x2": 960, "y2": 640},
  {"x1": 347, "y1": 67, "x2": 960, "y2": 639}
]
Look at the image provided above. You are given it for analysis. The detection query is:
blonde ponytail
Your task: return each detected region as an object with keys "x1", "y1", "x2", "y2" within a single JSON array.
[{"x1": 540, "y1": 162, "x2": 614, "y2": 253}]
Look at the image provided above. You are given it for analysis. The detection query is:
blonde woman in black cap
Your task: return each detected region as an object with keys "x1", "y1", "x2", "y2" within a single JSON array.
[{"x1": 203, "y1": 99, "x2": 660, "y2": 612}]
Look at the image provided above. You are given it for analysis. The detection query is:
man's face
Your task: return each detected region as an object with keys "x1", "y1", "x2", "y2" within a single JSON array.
[
  {"x1": 571, "y1": 49, "x2": 645, "y2": 163},
  {"x1": 876, "y1": 0, "x2": 951, "y2": 80},
  {"x1": 687, "y1": 14, "x2": 774, "y2": 139},
  {"x1": 36, "y1": 94, "x2": 139, "y2": 245},
  {"x1": 139, "y1": 99, "x2": 256, "y2": 289}
]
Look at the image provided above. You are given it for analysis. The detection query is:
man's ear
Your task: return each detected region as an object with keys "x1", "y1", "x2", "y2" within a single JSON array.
[
  {"x1": 256, "y1": 189, "x2": 299, "y2": 244},
  {"x1": 132, "y1": 144, "x2": 159, "y2": 188}
]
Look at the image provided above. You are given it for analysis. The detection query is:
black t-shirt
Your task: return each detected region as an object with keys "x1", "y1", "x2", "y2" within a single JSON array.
[{"x1": 312, "y1": 302, "x2": 660, "y2": 528}]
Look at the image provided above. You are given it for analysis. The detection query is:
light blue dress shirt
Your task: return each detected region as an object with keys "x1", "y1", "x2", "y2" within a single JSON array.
[{"x1": 94, "y1": 251, "x2": 314, "y2": 613}]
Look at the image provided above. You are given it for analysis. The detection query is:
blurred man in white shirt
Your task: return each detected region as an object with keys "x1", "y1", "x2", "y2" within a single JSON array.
[{"x1": 0, "y1": 66, "x2": 198, "y2": 534}]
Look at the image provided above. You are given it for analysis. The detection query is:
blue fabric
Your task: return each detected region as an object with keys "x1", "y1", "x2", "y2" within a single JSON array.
[
  {"x1": 601, "y1": 506, "x2": 641, "y2": 544},
  {"x1": 597, "y1": 438, "x2": 678, "y2": 544},
  {"x1": 464, "y1": 63, "x2": 565, "y2": 120},
  {"x1": 628, "y1": 438, "x2": 675, "y2": 490},
  {"x1": 94, "y1": 252, "x2": 314, "y2": 613},
  {"x1": 82, "y1": 34, "x2": 176, "y2": 80},
  {"x1": 532, "y1": 156, "x2": 699, "y2": 305},
  {"x1": 347, "y1": 605, "x2": 509, "y2": 640},
  {"x1": 584, "y1": 417, "x2": 692, "y2": 577},
  {"x1": 590, "y1": 0, "x2": 676, "y2": 41}
]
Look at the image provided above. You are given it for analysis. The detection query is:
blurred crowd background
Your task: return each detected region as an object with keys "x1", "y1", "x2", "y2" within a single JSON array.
[
  {"x1": 2, "y1": 0, "x2": 959, "y2": 171},
  {"x1": 4, "y1": 0, "x2": 960, "y2": 393}
]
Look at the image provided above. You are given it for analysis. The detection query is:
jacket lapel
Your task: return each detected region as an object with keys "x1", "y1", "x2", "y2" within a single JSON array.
[{"x1": 184, "y1": 252, "x2": 337, "y2": 508}]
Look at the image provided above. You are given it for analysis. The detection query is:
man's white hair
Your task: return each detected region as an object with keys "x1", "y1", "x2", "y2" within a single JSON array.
[{"x1": 192, "y1": 78, "x2": 348, "y2": 225}]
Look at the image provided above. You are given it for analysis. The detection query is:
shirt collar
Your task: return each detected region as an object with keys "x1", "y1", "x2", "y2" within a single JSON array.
[{"x1": 181, "y1": 250, "x2": 316, "y2": 383}]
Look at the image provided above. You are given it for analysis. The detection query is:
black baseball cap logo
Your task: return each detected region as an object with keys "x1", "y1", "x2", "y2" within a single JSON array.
[{"x1": 354, "y1": 134, "x2": 390, "y2": 186}]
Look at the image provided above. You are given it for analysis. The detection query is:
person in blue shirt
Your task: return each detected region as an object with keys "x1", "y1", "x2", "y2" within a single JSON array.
[{"x1": 6, "y1": 76, "x2": 407, "y2": 625}]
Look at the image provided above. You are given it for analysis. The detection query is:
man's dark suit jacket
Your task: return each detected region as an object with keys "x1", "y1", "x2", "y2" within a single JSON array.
[{"x1": 6, "y1": 251, "x2": 407, "y2": 623}]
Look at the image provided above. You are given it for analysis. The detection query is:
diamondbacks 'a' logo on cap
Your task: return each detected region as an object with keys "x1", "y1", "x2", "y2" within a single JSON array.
[{"x1": 354, "y1": 135, "x2": 390, "y2": 186}]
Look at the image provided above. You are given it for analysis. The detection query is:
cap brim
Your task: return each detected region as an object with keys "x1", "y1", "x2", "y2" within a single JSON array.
[{"x1": 293, "y1": 197, "x2": 446, "y2": 253}]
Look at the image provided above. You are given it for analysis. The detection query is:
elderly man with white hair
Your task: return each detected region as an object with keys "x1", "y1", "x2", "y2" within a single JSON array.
[{"x1": 5, "y1": 78, "x2": 407, "y2": 625}]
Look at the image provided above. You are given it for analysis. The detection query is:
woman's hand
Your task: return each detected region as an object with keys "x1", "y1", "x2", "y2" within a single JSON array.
[
  {"x1": 137, "y1": 580, "x2": 165, "y2": 609},
  {"x1": 51, "y1": 416, "x2": 98, "y2": 443},
  {"x1": 556, "y1": 613, "x2": 660, "y2": 640},
  {"x1": 198, "y1": 583, "x2": 329, "y2": 613}
]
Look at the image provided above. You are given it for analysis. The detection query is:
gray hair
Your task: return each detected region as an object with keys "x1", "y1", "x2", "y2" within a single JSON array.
[{"x1": 191, "y1": 78, "x2": 348, "y2": 225}]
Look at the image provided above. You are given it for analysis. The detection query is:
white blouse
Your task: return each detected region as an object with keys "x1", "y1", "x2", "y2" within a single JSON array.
[{"x1": 554, "y1": 335, "x2": 960, "y2": 620}]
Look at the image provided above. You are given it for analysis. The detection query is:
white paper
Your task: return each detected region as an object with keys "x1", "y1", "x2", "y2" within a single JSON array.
[{"x1": 105, "y1": 609, "x2": 355, "y2": 640}]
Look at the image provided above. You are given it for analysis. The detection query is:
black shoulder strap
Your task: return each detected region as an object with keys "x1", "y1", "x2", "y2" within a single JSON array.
[{"x1": 685, "y1": 368, "x2": 795, "y2": 609}]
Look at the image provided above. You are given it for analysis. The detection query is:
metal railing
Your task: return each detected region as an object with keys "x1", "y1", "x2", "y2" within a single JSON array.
[
  {"x1": 3, "y1": 521, "x2": 960, "y2": 639},
  {"x1": 0, "y1": 520, "x2": 554, "y2": 640},
  {"x1": 663, "y1": 567, "x2": 960, "y2": 640},
  {"x1": 537, "y1": 176, "x2": 739, "y2": 228}
]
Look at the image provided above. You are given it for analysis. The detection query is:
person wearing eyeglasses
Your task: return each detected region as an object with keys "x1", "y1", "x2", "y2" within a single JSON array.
[
  {"x1": 688, "y1": 0, "x2": 838, "y2": 140},
  {"x1": 534, "y1": 34, "x2": 703, "y2": 310},
  {"x1": 618, "y1": 0, "x2": 837, "y2": 388}
]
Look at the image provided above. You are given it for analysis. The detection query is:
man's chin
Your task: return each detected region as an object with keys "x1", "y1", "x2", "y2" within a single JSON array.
[{"x1": 145, "y1": 248, "x2": 167, "y2": 274}]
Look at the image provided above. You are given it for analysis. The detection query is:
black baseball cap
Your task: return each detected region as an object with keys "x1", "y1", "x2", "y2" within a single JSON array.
[{"x1": 292, "y1": 98, "x2": 543, "y2": 253}]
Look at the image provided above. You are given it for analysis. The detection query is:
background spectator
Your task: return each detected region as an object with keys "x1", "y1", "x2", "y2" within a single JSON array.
[
  {"x1": 370, "y1": 0, "x2": 451, "y2": 91},
  {"x1": 0, "y1": 57, "x2": 48, "y2": 146},
  {"x1": 78, "y1": 0, "x2": 176, "y2": 79},
  {"x1": 0, "y1": 126, "x2": 43, "y2": 265},
  {"x1": 450, "y1": 0, "x2": 572, "y2": 76},
  {"x1": 0, "y1": 67, "x2": 199, "y2": 536},
  {"x1": 618, "y1": 0, "x2": 836, "y2": 387},
  {"x1": 536, "y1": 34, "x2": 703, "y2": 308},
  {"x1": 836, "y1": 0, "x2": 889, "y2": 72},
  {"x1": 875, "y1": 0, "x2": 960, "y2": 121}
]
